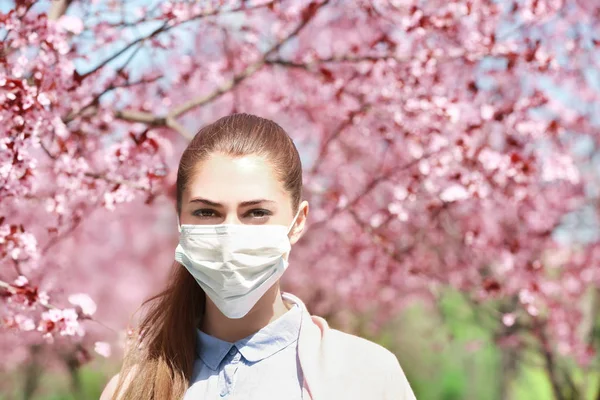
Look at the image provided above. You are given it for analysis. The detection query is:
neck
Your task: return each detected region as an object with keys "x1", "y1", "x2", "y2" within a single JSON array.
[{"x1": 201, "y1": 285, "x2": 290, "y2": 343}]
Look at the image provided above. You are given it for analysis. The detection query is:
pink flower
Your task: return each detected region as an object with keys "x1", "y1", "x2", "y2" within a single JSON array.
[
  {"x1": 0, "y1": 0, "x2": 598, "y2": 373},
  {"x1": 68, "y1": 293, "x2": 97, "y2": 317},
  {"x1": 440, "y1": 185, "x2": 469, "y2": 202},
  {"x1": 14, "y1": 315, "x2": 36, "y2": 331},
  {"x1": 38, "y1": 308, "x2": 84, "y2": 337},
  {"x1": 502, "y1": 313, "x2": 516, "y2": 327},
  {"x1": 57, "y1": 15, "x2": 84, "y2": 35},
  {"x1": 94, "y1": 341, "x2": 112, "y2": 358},
  {"x1": 13, "y1": 276, "x2": 29, "y2": 287}
]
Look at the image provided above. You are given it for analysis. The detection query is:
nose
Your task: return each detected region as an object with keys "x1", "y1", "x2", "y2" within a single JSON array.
[{"x1": 222, "y1": 213, "x2": 242, "y2": 225}]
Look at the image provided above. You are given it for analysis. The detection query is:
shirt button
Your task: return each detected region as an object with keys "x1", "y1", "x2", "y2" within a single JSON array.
[{"x1": 228, "y1": 347, "x2": 236, "y2": 356}]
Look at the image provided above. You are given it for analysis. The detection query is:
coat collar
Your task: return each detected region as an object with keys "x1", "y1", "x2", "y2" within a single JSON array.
[{"x1": 282, "y1": 292, "x2": 329, "y2": 400}]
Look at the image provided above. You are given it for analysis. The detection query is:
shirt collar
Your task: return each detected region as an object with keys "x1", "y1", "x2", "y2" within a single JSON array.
[
  {"x1": 195, "y1": 329, "x2": 233, "y2": 371},
  {"x1": 196, "y1": 304, "x2": 302, "y2": 370},
  {"x1": 236, "y1": 304, "x2": 301, "y2": 363}
]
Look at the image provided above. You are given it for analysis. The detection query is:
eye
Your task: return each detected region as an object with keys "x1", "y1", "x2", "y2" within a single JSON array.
[
  {"x1": 192, "y1": 209, "x2": 219, "y2": 218},
  {"x1": 244, "y1": 209, "x2": 272, "y2": 219}
]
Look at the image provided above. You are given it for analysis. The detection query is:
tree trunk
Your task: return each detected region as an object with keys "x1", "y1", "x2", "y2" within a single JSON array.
[{"x1": 22, "y1": 345, "x2": 42, "y2": 400}]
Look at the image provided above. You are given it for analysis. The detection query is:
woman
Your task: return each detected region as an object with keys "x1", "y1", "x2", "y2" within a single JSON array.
[{"x1": 101, "y1": 114, "x2": 415, "y2": 399}]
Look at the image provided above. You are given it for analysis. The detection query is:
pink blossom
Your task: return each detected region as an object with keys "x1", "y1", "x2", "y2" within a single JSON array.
[
  {"x1": 38, "y1": 308, "x2": 84, "y2": 337},
  {"x1": 0, "y1": 0, "x2": 597, "y2": 382},
  {"x1": 57, "y1": 16, "x2": 84, "y2": 35},
  {"x1": 502, "y1": 313, "x2": 516, "y2": 327},
  {"x1": 14, "y1": 315, "x2": 36, "y2": 331},
  {"x1": 68, "y1": 294, "x2": 97, "y2": 317},
  {"x1": 13, "y1": 276, "x2": 29, "y2": 287},
  {"x1": 94, "y1": 341, "x2": 112, "y2": 358},
  {"x1": 439, "y1": 185, "x2": 469, "y2": 202}
]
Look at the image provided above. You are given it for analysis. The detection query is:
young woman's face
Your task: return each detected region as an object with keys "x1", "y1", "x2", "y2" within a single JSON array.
[{"x1": 180, "y1": 153, "x2": 307, "y2": 243}]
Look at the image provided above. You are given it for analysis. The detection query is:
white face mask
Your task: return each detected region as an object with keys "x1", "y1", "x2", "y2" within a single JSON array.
[{"x1": 174, "y1": 212, "x2": 300, "y2": 319}]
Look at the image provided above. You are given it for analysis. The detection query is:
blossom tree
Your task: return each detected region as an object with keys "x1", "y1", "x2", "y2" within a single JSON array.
[{"x1": 1, "y1": 0, "x2": 599, "y2": 397}]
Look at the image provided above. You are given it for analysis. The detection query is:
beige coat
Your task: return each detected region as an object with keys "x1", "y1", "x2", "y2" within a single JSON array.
[
  {"x1": 100, "y1": 292, "x2": 416, "y2": 399},
  {"x1": 284, "y1": 292, "x2": 416, "y2": 400}
]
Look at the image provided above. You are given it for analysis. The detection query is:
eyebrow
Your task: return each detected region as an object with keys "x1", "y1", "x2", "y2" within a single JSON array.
[{"x1": 189, "y1": 198, "x2": 276, "y2": 207}]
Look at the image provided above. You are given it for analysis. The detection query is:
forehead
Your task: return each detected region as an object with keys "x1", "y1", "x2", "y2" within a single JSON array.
[{"x1": 186, "y1": 153, "x2": 287, "y2": 203}]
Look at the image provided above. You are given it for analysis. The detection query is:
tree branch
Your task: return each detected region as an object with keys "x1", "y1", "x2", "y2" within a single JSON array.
[
  {"x1": 165, "y1": 117, "x2": 193, "y2": 141},
  {"x1": 78, "y1": 0, "x2": 279, "y2": 80},
  {"x1": 166, "y1": 58, "x2": 263, "y2": 118},
  {"x1": 42, "y1": 214, "x2": 86, "y2": 255},
  {"x1": 167, "y1": 0, "x2": 330, "y2": 119},
  {"x1": 0, "y1": 279, "x2": 117, "y2": 334},
  {"x1": 113, "y1": 1, "x2": 330, "y2": 139},
  {"x1": 83, "y1": 171, "x2": 152, "y2": 191},
  {"x1": 309, "y1": 102, "x2": 372, "y2": 174},
  {"x1": 266, "y1": 54, "x2": 410, "y2": 69},
  {"x1": 308, "y1": 149, "x2": 443, "y2": 233},
  {"x1": 537, "y1": 327, "x2": 566, "y2": 400},
  {"x1": 47, "y1": 0, "x2": 73, "y2": 21},
  {"x1": 113, "y1": 110, "x2": 193, "y2": 139},
  {"x1": 64, "y1": 75, "x2": 162, "y2": 123},
  {"x1": 79, "y1": 22, "x2": 169, "y2": 79},
  {"x1": 114, "y1": 109, "x2": 161, "y2": 125}
]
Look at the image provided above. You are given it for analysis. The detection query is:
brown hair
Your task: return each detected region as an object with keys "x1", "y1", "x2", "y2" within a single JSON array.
[{"x1": 112, "y1": 113, "x2": 303, "y2": 399}]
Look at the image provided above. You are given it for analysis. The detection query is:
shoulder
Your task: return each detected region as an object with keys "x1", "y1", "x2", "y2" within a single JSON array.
[
  {"x1": 322, "y1": 323, "x2": 400, "y2": 369},
  {"x1": 315, "y1": 318, "x2": 416, "y2": 399}
]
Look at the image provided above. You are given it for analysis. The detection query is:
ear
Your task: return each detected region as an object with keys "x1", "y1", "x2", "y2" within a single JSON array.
[{"x1": 289, "y1": 200, "x2": 309, "y2": 245}]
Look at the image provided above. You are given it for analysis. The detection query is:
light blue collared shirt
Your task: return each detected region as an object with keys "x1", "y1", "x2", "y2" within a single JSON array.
[{"x1": 184, "y1": 305, "x2": 303, "y2": 399}]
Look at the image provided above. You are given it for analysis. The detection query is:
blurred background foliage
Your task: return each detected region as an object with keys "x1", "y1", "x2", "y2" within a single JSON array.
[{"x1": 2, "y1": 290, "x2": 598, "y2": 399}]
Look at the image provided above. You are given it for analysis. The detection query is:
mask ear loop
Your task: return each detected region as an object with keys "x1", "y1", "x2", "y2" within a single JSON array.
[
  {"x1": 287, "y1": 208, "x2": 303, "y2": 237},
  {"x1": 176, "y1": 215, "x2": 182, "y2": 233}
]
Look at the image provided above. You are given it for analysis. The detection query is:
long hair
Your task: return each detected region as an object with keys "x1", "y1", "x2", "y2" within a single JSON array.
[{"x1": 113, "y1": 114, "x2": 303, "y2": 399}]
